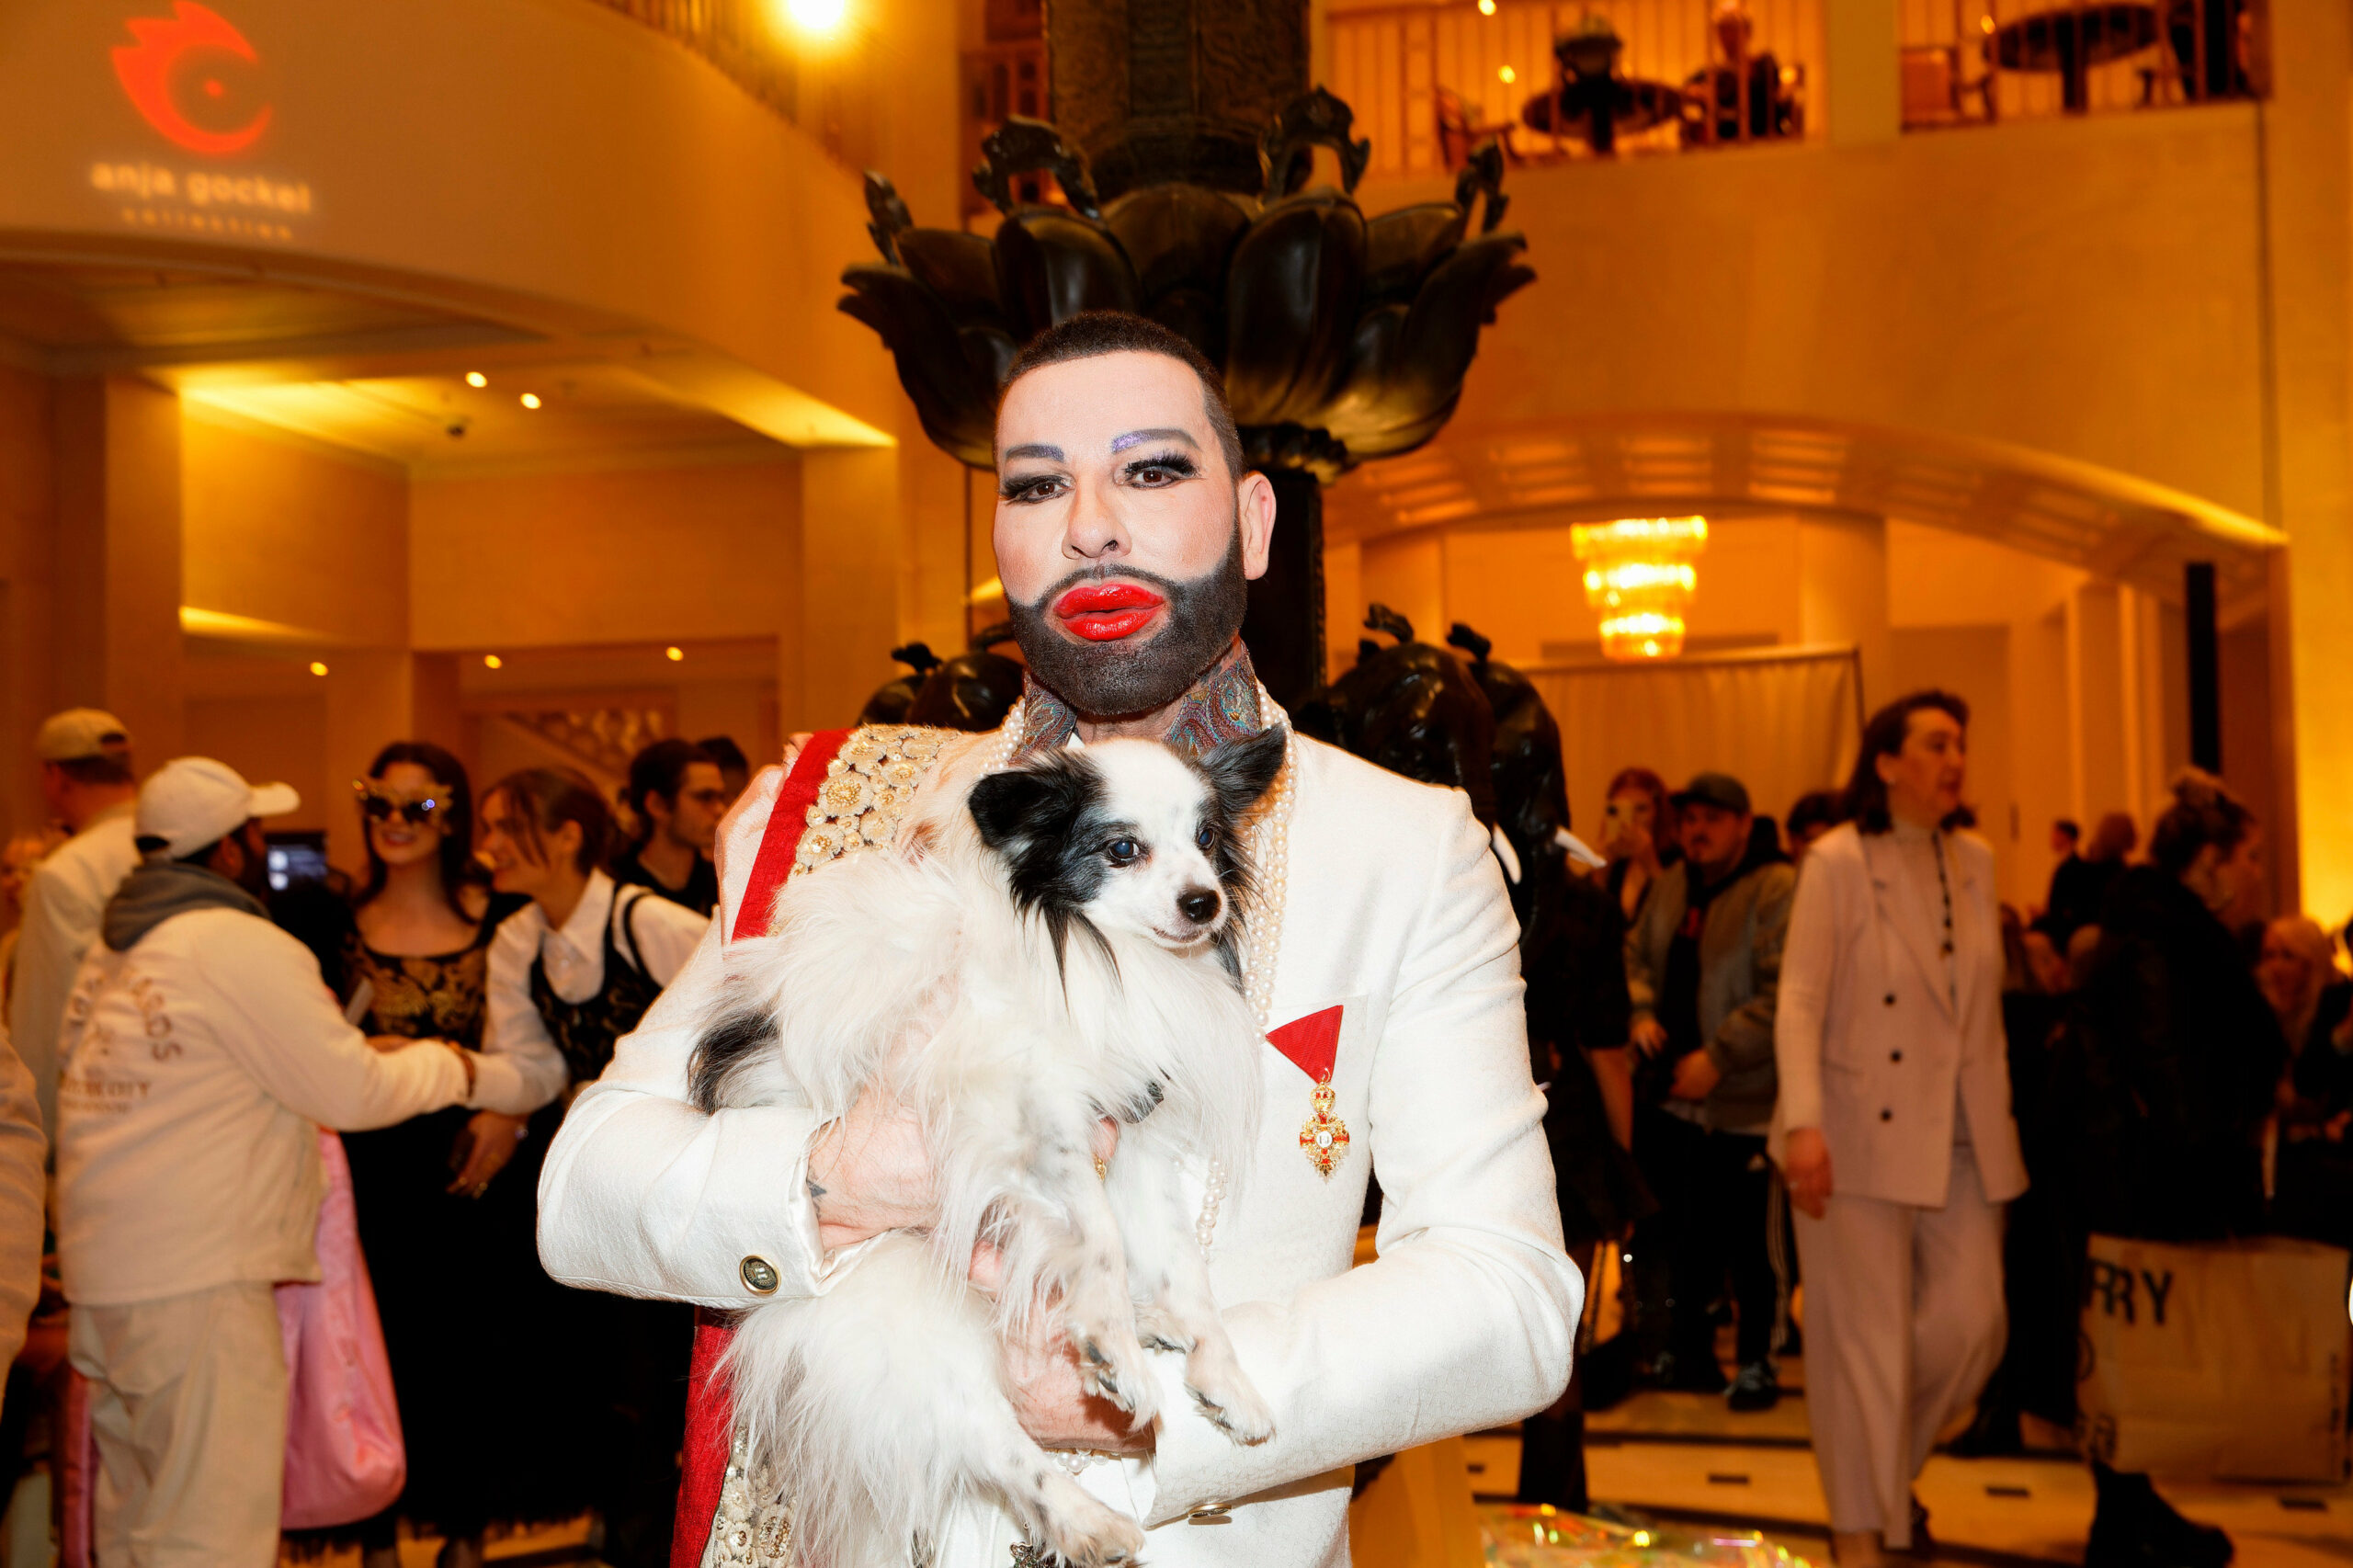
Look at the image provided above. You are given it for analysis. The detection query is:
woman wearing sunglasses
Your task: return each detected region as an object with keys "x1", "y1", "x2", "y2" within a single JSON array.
[{"x1": 325, "y1": 743, "x2": 577, "y2": 1568}]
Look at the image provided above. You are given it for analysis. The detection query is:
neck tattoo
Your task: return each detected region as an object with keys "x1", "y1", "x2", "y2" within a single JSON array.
[{"x1": 1011, "y1": 638, "x2": 1261, "y2": 765}]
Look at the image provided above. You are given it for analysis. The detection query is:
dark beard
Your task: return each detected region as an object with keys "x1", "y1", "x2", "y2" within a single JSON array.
[{"x1": 1006, "y1": 528, "x2": 1247, "y2": 722}]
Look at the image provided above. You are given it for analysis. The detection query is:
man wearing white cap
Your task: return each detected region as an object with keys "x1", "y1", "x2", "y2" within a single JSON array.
[
  {"x1": 56, "y1": 758, "x2": 483, "y2": 1566},
  {"x1": 11, "y1": 709, "x2": 142, "y2": 1140}
]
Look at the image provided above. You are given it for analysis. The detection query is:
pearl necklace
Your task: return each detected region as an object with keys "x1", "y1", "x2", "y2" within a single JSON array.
[{"x1": 983, "y1": 691, "x2": 1296, "y2": 1256}]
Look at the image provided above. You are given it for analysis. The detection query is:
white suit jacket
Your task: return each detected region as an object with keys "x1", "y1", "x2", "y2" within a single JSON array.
[
  {"x1": 538, "y1": 722, "x2": 1580, "y2": 1568},
  {"x1": 1771, "y1": 822, "x2": 2028, "y2": 1208}
]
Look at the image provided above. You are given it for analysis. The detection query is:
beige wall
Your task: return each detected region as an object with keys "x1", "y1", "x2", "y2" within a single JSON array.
[
  {"x1": 0, "y1": 0, "x2": 907, "y2": 435},
  {"x1": 183, "y1": 414, "x2": 409, "y2": 648},
  {"x1": 410, "y1": 459, "x2": 801, "y2": 652},
  {"x1": 1394, "y1": 107, "x2": 2268, "y2": 519}
]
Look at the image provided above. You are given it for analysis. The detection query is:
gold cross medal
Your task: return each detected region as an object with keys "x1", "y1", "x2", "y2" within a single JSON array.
[{"x1": 1298, "y1": 1078, "x2": 1350, "y2": 1177}]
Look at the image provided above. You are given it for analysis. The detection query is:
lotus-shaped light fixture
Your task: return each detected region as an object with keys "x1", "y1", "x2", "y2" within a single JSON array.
[
  {"x1": 838, "y1": 91, "x2": 1533, "y2": 484},
  {"x1": 1571, "y1": 517, "x2": 1710, "y2": 660}
]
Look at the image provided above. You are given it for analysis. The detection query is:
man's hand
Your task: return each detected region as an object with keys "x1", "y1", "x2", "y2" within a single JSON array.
[
  {"x1": 1781, "y1": 1126, "x2": 1833, "y2": 1218},
  {"x1": 807, "y1": 1090, "x2": 937, "y2": 1252},
  {"x1": 1630, "y1": 1017, "x2": 1669, "y2": 1057},
  {"x1": 1669, "y1": 1051, "x2": 1722, "y2": 1102},
  {"x1": 999, "y1": 1330, "x2": 1156, "y2": 1455}
]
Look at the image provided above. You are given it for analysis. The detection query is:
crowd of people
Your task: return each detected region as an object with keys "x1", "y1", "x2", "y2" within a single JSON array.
[
  {"x1": 0, "y1": 712, "x2": 745, "y2": 1567},
  {"x1": 1516, "y1": 693, "x2": 2349, "y2": 1568},
  {"x1": 0, "y1": 669, "x2": 2342, "y2": 1568},
  {"x1": 0, "y1": 307, "x2": 2344, "y2": 1568}
]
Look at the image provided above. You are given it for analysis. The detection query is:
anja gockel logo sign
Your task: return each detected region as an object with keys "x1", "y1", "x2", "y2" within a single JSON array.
[{"x1": 89, "y1": 2, "x2": 315, "y2": 244}]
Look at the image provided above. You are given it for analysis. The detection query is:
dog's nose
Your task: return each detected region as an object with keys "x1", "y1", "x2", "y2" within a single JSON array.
[{"x1": 1177, "y1": 888, "x2": 1222, "y2": 925}]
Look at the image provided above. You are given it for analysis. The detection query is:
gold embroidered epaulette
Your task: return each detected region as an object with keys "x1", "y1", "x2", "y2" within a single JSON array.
[{"x1": 791, "y1": 724, "x2": 949, "y2": 878}]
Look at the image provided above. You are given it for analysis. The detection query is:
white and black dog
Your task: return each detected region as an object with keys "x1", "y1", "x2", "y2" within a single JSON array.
[{"x1": 688, "y1": 726, "x2": 1288, "y2": 1568}]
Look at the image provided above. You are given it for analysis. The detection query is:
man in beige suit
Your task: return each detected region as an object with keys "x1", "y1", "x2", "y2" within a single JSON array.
[{"x1": 1772, "y1": 691, "x2": 2028, "y2": 1568}]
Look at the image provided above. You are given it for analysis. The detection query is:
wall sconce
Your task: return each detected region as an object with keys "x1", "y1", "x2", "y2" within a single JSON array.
[{"x1": 1571, "y1": 516, "x2": 1709, "y2": 660}]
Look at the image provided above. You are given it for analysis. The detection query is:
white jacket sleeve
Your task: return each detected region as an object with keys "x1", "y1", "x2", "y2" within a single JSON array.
[
  {"x1": 8, "y1": 865, "x2": 89, "y2": 1140},
  {"x1": 0, "y1": 1025, "x2": 44, "y2": 1393},
  {"x1": 535, "y1": 915, "x2": 831, "y2": 1306},
  {"x1": 1773, "y1": 850, "x2": 1842, "y2": 1133},
  {"x1": 206, "y1": 920, "x2": 469, "y2": 1130},
  {"x1": 538, "y1": 765, "x2": 831, "y2": 1308},
  {"x1": 472, "y1": 916, "x2": 573, "y2": 1117},
  {"x1": 1142, "y1": 799, "x2": 1580, "y2": 1523}
]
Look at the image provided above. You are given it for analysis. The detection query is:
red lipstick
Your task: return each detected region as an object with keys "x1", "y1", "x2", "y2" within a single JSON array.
[{"x1": 1053, "y1": 582, "x2": 1165, "y2": 642}]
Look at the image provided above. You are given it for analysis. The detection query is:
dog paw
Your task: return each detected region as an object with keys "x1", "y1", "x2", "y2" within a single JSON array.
[
  {"x1": 1071, "y1": 1323, "x2": 1159, "y2": 1425},
  {"x1": 1174, "y1": 1329, "x2": 1273, "y2": 1444},
  {"x1": 1034, "y1": 1488, "x2": 1146, "y2": 1568},
  {"x1": 1185, "y1": 1376, "x2": 1275, "y2": 1445},
  {"x1": 1132, "y1": 1306, "x2": 1194, "y2": 1356}
]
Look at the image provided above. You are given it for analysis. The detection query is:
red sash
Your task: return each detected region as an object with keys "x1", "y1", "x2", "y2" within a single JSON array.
[{"x1": 673, "y1": 730, "x2": 851, "y2": 1568}]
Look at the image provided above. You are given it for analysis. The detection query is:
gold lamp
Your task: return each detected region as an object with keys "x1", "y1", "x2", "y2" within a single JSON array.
[{"x1": 1570, "y1": 517, "x2": 1710, "y2": 660}]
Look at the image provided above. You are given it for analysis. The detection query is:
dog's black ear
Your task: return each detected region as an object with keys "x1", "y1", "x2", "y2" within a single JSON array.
[
  {"x1": 969, "y1": 756, "x2": 1088, "y2": 851},
  {"x1": 1202, "y1": 726, "x2": 1288, "y2": 816}
]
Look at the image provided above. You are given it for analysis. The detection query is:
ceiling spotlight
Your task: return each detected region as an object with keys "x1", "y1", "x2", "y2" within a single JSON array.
[
  {"x1": 665, "y1": 645, "x2": 685, "y2": 662},
  {"x1": 1498, "y1": 63, "x2": 1517, "y2": 84},
  {"x1": 518, "y1": 392, "x2": 542, "y2": 409},
  {"x1": 1478, "y1": 0, "x2": 1496, "y2": 13},
  {"x1": 309, "y1": 661, "x2": 329, "y2": 676},
  {"x1": 465, "y1": 370, "x2": 487, "y2": 388},
  {"x1": 483, "y1": 653, "x2": 503, "y2": 670},
  {"x1": 786, "y1": 0, "x2": 848, "y2": 33}
]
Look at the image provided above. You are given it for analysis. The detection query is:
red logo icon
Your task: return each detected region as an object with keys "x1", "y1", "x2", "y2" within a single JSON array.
[{"x1": 112, "y1": 3, "x2": 272, "y2": 157}]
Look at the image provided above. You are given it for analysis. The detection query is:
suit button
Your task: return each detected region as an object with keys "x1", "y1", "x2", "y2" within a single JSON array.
[
  {"x1": 1883, "y1": 994, "x2": 1897, "y2": 1006},
  {"x1": 1890, "y1": 1050, "x2": 1904, "y2": 1063},
  {"x1": 1880, "y1": 1108, "x2": 1893, "y2": 1121},
  {"x1": 740, "y1": 1256, "x2": 779, "y2": 1294}
]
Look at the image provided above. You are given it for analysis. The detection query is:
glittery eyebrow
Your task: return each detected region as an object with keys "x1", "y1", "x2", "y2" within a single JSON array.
[
  {"x1": 1003, "y1": 443, "x2": 1065, "y2": 461},
  {"x1": 1109, "y1": 428, "x2": 1196, "y2": 454}
]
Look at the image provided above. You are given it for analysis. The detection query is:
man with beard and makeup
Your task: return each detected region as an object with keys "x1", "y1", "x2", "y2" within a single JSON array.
[
  {"x1": 539, "y1": 311, "x2": 1579, "y2": 1568},
  {"x1": 55, "y1": 758, "x2": 483, "y2": 1565}
]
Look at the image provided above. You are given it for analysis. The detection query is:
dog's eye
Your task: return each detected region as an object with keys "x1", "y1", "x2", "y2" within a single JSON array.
[
  {"x1": 1194, "y1": 824, "x2": 1214, "y2": 851},
  {"x1": 1104, "y1": 838, "x2": 1142, "y2": 866}
]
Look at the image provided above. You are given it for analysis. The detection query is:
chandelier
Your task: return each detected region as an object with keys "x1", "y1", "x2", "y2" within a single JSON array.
[{"x1": 1571, "y1": 517, "x2": 1710, "y2": 660}]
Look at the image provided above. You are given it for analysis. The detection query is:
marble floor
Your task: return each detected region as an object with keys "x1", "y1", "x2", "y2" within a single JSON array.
[
  {"x1": 1466, "y1": 1366, "x2": 2350, "y2": 1568},
  {"x1": 241, "y1": 1346, "x2": 2349, "y2": 1568}
]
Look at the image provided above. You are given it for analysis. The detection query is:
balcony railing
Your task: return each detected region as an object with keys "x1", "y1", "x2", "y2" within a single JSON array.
[
  {"x1": 1327, "y1": 0, "x2": 1821, "y2": 176},
  {"x1": 584, "y1": 0, "x2": 881, "y2": 167},
  {"x1": 1898, "y1": 0, "x2": 2265, "y2": 125}
]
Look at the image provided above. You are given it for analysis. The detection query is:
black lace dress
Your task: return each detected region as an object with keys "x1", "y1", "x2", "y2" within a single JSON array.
[{"x1": 330, "y1": 925, "x2": 584, "y2": 1546}]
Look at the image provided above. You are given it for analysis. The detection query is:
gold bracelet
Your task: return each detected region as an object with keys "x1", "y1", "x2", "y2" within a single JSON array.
[{"x1": 445, "y1": 1042, "x2": 477, "y2": 1099}]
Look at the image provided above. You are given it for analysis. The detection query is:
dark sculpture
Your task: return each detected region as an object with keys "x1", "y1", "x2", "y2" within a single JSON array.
[
  {"x1": 837, "y1": 0, "x2": 1533, "y2": 709},
  {"x1": 1292, "y1": 605, "x2": 1498, "y2": 829},
  {"x1": 858, "y1": 642, "x2": 943, "y2": 725},
  {"x1": 858, "y1": 629, "x2": 1029, "y2": 732},
  {"x1": 1446, "y1": 621, "x2": 1570, "y2": 882}
]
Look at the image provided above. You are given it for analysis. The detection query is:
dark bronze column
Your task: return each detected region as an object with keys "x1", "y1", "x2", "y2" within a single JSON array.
[{"x1": 1047, "y1": 0, "x2": 1307, "y2": 202}]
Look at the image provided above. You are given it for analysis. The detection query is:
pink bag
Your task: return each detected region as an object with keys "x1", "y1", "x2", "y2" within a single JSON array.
[
  {"x1": 59, "y1": 1129, "x2": 406, "y2": 1557},
  {"x1": 277, "y1": 1129, "x2": 408, "y2": 1528}
]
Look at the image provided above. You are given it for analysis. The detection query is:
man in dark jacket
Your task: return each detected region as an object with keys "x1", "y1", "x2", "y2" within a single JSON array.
[{"x1": 1625, "y1": 771, "x2": 1795, "y2": 1408}]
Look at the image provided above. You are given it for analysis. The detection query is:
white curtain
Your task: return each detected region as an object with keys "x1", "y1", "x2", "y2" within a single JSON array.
[{"x1": 1530, "y1": 647, "x2": 1864, "y2": 836}]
